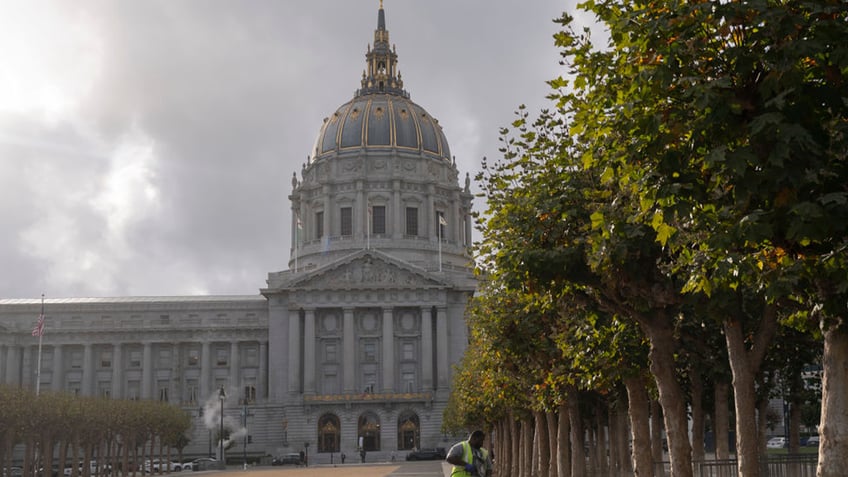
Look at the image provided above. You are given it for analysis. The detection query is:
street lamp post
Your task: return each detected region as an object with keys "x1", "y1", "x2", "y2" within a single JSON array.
[
  {"x1": 242, "y1": 401, "x2": 249, "y2": 470},
  {"x1": 218, "y1": 386, "x2": 227, "y2": 465}
]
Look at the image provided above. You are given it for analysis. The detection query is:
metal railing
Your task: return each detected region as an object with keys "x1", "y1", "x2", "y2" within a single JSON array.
[{"x1": 648, "y1": 454, "x2": 817, "y2": 477}]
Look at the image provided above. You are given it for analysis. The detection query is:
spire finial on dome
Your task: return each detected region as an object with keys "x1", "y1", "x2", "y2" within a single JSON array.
[{"x1": 355, "y1": 0, "x2": 409, "y2": 98}]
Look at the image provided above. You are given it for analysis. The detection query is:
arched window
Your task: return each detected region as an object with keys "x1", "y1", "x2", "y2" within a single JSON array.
[
  {"x1": 318, "y1": 414, "x2": 341, "y2": 453},
  {"x1": 357, "y1": 412, "x2": 381, "y2": 451},
  {"x1": 397, "y1": 411, "x2": 419, "y2": 450}
]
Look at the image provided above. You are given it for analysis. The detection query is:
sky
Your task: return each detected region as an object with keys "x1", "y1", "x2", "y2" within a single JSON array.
[{"x1": 0, "y1": 0, "x2": 597, "y2": 299}]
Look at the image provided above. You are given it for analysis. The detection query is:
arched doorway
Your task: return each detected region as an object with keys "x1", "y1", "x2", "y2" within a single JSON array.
[
  {"x1": 357, "y1": 412, "x2": 381, "y2": 451},
  {"x1": 397, "y1": 411, "x2": 419, "y2": 450},
  {"x1": 318, "y1": 413, "x2": 340, "y2": 453}
]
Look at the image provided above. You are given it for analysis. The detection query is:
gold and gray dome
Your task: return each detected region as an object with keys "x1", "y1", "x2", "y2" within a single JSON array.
[
  {"x1": 311, "y1": 3, "x2": 451, "y2": 163},
  {"x1": 285, "y1": 2, "x2": 474, "y2": 277}
]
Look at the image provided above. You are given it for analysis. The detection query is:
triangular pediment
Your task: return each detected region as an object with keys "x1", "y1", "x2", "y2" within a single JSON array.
[{"x1": 285, "y1": 250, "x2": 449, "y2": 290}]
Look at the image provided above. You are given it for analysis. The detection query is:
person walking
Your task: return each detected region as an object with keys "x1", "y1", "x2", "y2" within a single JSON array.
[{"x1": 446, "y1": 430, "x2": 492, "y2": 477}]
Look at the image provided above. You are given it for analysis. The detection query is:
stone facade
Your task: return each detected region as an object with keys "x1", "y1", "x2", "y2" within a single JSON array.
[{"x1": 0, "y1": 4, "x2": 475, "y2": 464}]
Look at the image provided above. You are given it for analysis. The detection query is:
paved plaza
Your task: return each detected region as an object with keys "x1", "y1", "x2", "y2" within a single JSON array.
[{"x1": 213, "y1": 461, "x2": 449, "y2": 477}]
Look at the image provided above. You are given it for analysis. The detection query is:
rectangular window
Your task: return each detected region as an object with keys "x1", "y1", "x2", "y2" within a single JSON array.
[
  {"x1": 405, "y1": 207, "x2": 418, "y2": 236},
  {"x1": 436, "y1": 211, "x2": 446, "y2": 239},
  {"x1": 158, "y1": 381, "x2": 169, "y2": 402},
  {"x1": 216, "y1": 348, "x2": 228, "y2": 367},
  {"x1": 323, "y1": 373, "x2": 338, "y2": 395},
  {"x1": 129, "y1": 349, "x2": 142, "y2": 368},
  {"x1": 362, "y1": 341, "x2": 377, "y2": 362},
  {"x1": 325, "y1": 343, "x2": 337, "y2": 363},
  {"x1": 43, "y1": 349, "x2": 54, "y2": 370},
  {"x1": 70, "y1": 350, "x2": 83, "y2": 369},
  {"x1": 100, "y1": 350, "x2": 112, "y2": 369},
  {"x1": 186, "y1": 380, "x2": 199, "y2": 404},
  {"x1": 244, "y1": 346, "x2": 259, "y2": 367},
  {"x1": 127, "y1": 381, "x2": 140, "y2": 400},
  {"x1": 244, "y1": 385, "x2": 256, "y2": 403},
  {"x1": 340, "y1": 207, "x2": 352, "y2": 236},
  {"x1": 402, "y1": 342, "x2": 414, "y2": 361},
  {"x1": 316, "y1": 211, "x2": 324, "y2": 239},
  {"x1": 363, "y1": 372, "x2": 377, "y2": 393},
  {"x1": 187, "y1": 347, "x2": 200, "y2": 367},
  {"x1": 372, "y1": 205, "x2": 386, "y2": 235},
  {"x1": 158, "y1": 348, "x2": 171, "y2": 368},
  {"x1": 402, "y1": 372, "x2": 416, "y2": 393}
]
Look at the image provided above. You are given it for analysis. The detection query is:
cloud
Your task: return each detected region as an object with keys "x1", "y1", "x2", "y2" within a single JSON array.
[{"x1": 0, "y1": 0, "x2": 578, "y2": 299}]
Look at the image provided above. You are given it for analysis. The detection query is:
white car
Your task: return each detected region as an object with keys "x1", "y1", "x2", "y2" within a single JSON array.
[
  {"x1": 766, "y1": 437, "x2": 787, "y2": 449},
  {"x1": 144, "y1": 460, "x2": 182, "y2": 473}
]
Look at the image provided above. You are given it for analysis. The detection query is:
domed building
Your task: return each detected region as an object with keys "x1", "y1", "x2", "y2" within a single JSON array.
[
  {"x1": 262, "y1": 2, "x2": 476, "y2": 456},
  {"x1": 0, "y1": 3, "x2": 476, "y2": 463}
]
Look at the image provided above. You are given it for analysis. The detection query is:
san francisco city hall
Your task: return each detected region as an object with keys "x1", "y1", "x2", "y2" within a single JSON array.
[{"x1": 0, "y1": 4, "x2": 476, "y2": 462}]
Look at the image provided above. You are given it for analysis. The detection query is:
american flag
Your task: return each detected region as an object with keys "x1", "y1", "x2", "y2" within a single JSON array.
[{"x1": 32, "y1": 314, "x2": 45, "y2": 337}]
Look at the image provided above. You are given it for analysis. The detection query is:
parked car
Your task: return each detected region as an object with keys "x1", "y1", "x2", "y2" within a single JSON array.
[
  {"x1": 766, "y1": 437, "x2": 787, "y2": 449},
  {"x1": 805, "y1": 436, "x2": 820, "y2": 447},
  {"x1": 144, "y1": 460, "x2": 182, "y2": 473},
  {"x1": 271, "y1": 453, "x2": 303, "y2": 466},
  {"x1": 189, "y1": 458, "x2": 224, "y2": 471},
  {"x1": 405, "y1": 448, "x2": 447, "y2": 461},
  {"x1": 4, "y1": 467, "x2": 23, "y2": 477}
]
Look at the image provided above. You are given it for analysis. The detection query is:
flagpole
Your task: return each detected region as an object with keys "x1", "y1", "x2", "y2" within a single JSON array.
[
  {"x1": 36, "y1": 294, "x2": 44, "y2": 396},
  {"x1": 438, "y1": 214, "x2": 443, "y2": 273},
  {"x1": 294, "y1": 215, "x2": 299, "y2": 274}
]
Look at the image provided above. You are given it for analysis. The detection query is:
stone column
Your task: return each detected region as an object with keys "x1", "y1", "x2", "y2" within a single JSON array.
[
  {"x1": 464, "y1": 207, "x2": 473, "y2": 248},
  {"x1": 258, "y1": 341, "x2": 268, "y2": 401},
  {"x1": 355, "y1": 180, "x2": 364, "y2": 238},
  {"x1": 142, "y1": 342, "x2": 153, "y2": 400},
  {"x1": 324, "y1": 185, "x2": 333, "y2": 237},
  {"x1": 52, "y1": 344, "x2": 64, "y2": 392},
  {"x1": 200, "y1": 340, "x2": 212, "y2": 400},
  {"x1": 171, "y1": 342, "x2": 180, "y2": 404},
  {"x1": 436, "y1": 307, "x2": 449, "y2": 390},
  {"x1": 421, "y1": 308, "x2": 434, "y2": 391},
  {"x1": 288, "y1": 310, "x2": 302, "y2": 394},
  {"x1": 111, "y1": 343, "x2": 123, "y2": 399},
  {"x1": 21, "y1": 345, "x2": 33, "y2": 388},
  {"x1": 382, "y1": 307, "x2": 395, "y2": 393},
  {"x1": 392, "y1": 180, "x2": 402, "y2": 239},
  {"x1": 82, "y1": 343, "x2": 94, "y2": 396},
  {"x1": 229, "y1": 341, "x2": 240, "y2": 393},
  {"x1": 426, "y1": 183, "x2": 435, "y2": 242},
  {"x1": 303, "y1": 309, "x2": 316, "y2": 394},
  {"x1": 343, "y1": 308, "x2": 355, "y2": 393}
]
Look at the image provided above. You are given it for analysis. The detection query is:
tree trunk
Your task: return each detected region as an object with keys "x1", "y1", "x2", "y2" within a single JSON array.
[
  {"x1": 690, "y1": 368, "x2": 705, "y2": 464},
  {"x1": 536, "y1": 410, "x2": 550, "y2": 477},
  {"x1": 641, "y1": 315, "x2": 693, "y2": 477},
  {"x1": 569, "y1": 394, "x2": 585, "y2": 477},
  {"x1": 724, "y1": 318, "x2": 761, "y2": 477},
  {"x1": 714, "y1": 380, "x2": 730, "y2": 459},
  {"x1": 650, "y1": 399, "x2": 665, "y2": 477},
  {"x1": 596, "y1": 407, "x2": 608, "y2": 476},
  {"x1": 818, "y1": 324, "x2": 848, "y2": 476},
  {"x1": 522, "y1": 418, "x2": 534, "y2": 477},
  {"x1": 557, "y1": 403, "x2": 571, "y2": 477},
  {"x1": 608, "y1": 405, "x2": 620, "y2": 477},
  {"x1": 625, "y1": 376, "x2": 653, "y2": 477},
  {"x1": 511, "y1": 416, "x2": 520, "y2": 477},
  {"x1": 546, "y1": 411, "x2": 558, "y2": 477},
  {"x1": 618, "y1": 401, "x2": 632, "y2": 476}
]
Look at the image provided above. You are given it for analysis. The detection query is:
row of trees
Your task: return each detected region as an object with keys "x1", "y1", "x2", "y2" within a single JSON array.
[
  {"x1": 446, "y1": 1, "x2": 846, "y2": 477},
  {"x1": 0, "y1": 386, "x2": 192, "y2": 477}
]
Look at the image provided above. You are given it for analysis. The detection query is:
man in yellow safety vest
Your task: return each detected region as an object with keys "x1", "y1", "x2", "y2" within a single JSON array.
[{"x1": 446, "y1": 430, "x2": 492, "y2": 477}]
